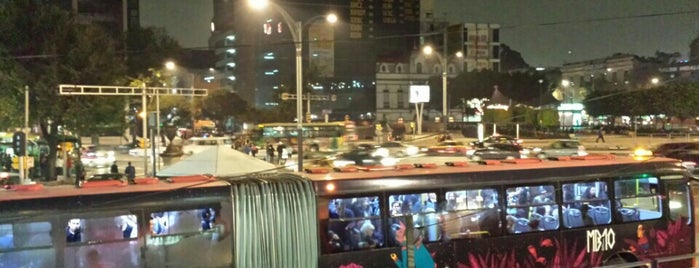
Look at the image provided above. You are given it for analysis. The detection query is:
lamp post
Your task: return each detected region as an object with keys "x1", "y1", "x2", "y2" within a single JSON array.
[
  {"x1": 422, "y1": 32, "x2": 462, "y2": 133},
  {"x1": 249, "y1": 0, "x2": 336, "y2": 172}
]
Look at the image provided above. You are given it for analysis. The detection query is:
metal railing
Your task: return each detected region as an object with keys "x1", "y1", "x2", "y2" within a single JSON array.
[{"x1": 595, "y1": 252, "x2": 699, "y2": 268}]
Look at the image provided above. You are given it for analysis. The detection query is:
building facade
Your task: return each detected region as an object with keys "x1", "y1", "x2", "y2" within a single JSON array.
[
  {"x1": 209, "y1": 0, "x2": 422, "y2": 115},
  {"x1": 375, "y1": 50, "x2": 463, "y2": 124}
]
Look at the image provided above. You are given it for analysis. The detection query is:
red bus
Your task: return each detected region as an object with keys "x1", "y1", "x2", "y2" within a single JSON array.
[{"x1": 0, "y1": 156, "x2": 696, "y2": 267}]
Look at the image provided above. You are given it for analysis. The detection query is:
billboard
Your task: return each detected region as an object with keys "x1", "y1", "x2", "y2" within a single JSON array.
[{"x1": 409, "y1": 85, "x2": 430, "y2": 103}]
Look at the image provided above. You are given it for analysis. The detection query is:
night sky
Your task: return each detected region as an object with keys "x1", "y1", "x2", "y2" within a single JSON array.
[{"x1": 141, "y1": 0, "x2": 699, "y2": 67}]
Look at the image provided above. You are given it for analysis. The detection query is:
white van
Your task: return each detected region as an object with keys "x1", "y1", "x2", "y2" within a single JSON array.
[{"x1": 181, "y1": 137, "x2": 233, "y2": 155}]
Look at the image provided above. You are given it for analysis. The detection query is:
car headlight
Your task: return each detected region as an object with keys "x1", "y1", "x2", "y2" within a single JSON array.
[{"x1": 632, "y1": 148, "x2": 652, "y2": 157}]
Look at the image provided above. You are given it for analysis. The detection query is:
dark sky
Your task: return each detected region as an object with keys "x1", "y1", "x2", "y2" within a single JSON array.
[
  {"x1": 141, "y1": 0, "x2": 699, "y2": 67},
  {"x1": 437, "y1": 0, "x2": 699, "y2": 67}
]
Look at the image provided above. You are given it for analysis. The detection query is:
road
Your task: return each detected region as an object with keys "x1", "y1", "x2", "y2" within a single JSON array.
[{"x1": 76, "y1": 132, "x2": 698, "y2": 178}]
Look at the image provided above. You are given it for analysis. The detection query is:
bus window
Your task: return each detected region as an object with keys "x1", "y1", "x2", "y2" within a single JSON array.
[
  {"x1": 614, "y1": 177, "x2": 662, "y2": 222},
  {"x1": 63, "y1": 214, "x2": 141, "y2": 268},
  {"x1": 442, "y1": 189, "x2": 500, "y2": 239},
  {"x1": 145, "y1": 204, "x2": 231, "y2": 267},
  {"x1": 326, "y1": 196, "x2": 382, "y2": 253},
  {"x1": 666, "y1": 181, "x2": 691, "y2": 223},
  {"x1": 0, "y1": 221, "x2": 54, "y2": 267},
  {"x1": 561, "y1": 182, "x2": 611, "y2": 228},
  {"x1": 506, "y1": 185, "x2": 559, "y2": 233},
  {"x1": 388, "y1": 193, "x2": 440, "y2": 246}
]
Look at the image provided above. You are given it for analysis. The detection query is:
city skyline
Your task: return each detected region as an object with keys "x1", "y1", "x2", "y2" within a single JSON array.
[{"x1": 141, "y1": 0, "x2": 699, "y2": 67}]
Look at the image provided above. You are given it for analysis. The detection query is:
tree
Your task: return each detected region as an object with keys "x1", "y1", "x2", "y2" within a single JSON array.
[
  {"x1": 0, "y1": 47, "x2": 24, "y2": 130},
  {"x1": 691, "y1": 36, "x2": 699, "y2": 61},
  {"x1": 200, "y1": 90, "x2": 252, "y2": 123},
  {"x1": 0, "y1": 2, "x2": 127, "y2": 180},
  {"x1": 125, "y1": 27, "x2": 182, "y2": 78},
  {"x1": 537, "y1": 109, "x2": 560, "y2": 129},
  {"x1": 500, "y1": 44, "x2": 530, "y2": 71},
  {"x1": 482, "y1": 109, "x2": 511, "y2": 124}
]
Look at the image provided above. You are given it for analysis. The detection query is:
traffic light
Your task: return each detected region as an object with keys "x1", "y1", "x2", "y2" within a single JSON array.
[{"x1": 12, "y1": 132, "x2": 26, "y2": 156}]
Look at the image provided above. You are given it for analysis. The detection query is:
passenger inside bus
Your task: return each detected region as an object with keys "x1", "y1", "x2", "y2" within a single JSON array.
[{"x1": 65, "y1": 218, "x2": 82, "y2": 243}]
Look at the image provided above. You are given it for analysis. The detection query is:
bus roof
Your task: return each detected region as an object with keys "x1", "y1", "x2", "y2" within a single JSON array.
[{"x1": 302, "y1": 156, "x2": 686, "y2": 196}]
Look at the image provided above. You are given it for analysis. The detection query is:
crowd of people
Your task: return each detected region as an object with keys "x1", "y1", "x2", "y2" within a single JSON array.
[{"x1": 237, "y1": 140, "x2": 291, "y2": 165}]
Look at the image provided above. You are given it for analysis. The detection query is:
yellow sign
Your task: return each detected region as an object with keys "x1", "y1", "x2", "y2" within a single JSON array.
[
  {"x1": 11, "y1": 156, "x2": 34, "y2": 170},
  {"x1": 61, "y1": 142, "x2": 73, "y2": 152}
]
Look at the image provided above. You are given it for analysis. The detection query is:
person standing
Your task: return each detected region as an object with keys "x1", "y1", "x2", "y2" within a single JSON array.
[
  {"x1": 124, "y1": 162, "x2": 136, "y2": 184},
  {"x1": 110, "y1": 161, "x2": 119, "y2": 174},
  {"x1": 251, "y1": 144, "x2": 258, "y2": 157},
  {"x1": 266, "y1": 142, "x2": 275, "y2": 163},
  {"x1": 276, "y1": 142, "x2": 285, "y2": 165},
  {"x1": 596, "y1": 126, "x2": 606, "y2": 143},
  {"x1": 74, "y1": 162, "x2": 85, "y2": 188}
]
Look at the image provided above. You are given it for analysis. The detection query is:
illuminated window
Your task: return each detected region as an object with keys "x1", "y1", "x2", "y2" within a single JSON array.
[
  {"x1": 443, "y1": 188, "x2": 500, "y2": 238},
  {"x1": 325, "y1": 196, "x2": 382, "y2": 253},
  {"x1": 505, "y1": 185, "x2": 559, "y2": 233},
  {"x1": 667, "y1": 180, "x2": 691, "y2": 223},
  {"x1": 561, "y1": 181, "x2": 611, "y2": 228},
  {"x1": 614, "y1": 176, "x2": 662, "y2": 222},
  {"x1": 389, "y1": 192, "x2": 439, "y2": 244}
]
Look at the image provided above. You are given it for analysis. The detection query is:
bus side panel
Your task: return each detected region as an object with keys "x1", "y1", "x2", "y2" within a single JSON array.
[
  {"x1": 452, "y1": 233, "x2": 566, "y2": 267},
  {"x1": 319, "y1": 248, "x2": 401, "y2": 268},
  {"x1": 317, "y1": 218, "x2": 693, "y2": 266}
]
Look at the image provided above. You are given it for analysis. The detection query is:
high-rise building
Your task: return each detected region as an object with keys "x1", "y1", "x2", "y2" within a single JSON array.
[{"x1": 209, "y1": 0, "x2": 422, "y2": 117}]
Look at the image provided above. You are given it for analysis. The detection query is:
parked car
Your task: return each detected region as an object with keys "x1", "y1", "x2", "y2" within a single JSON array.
[
  {"x1": 468, "y1": 143, "x2": 524, "y2": 161},
  {"x1": 374, "y1": 141, "x2": 420, "y2": 158},
  {"x1": 425, "y1": 141, "x2": 471, "y2": 155},
  {"x1": 532, "y1": 139, "x2": 587, "y2": 159},
  {"x1": 471, "y1": 135, "x2": 523, "y2": 148}
]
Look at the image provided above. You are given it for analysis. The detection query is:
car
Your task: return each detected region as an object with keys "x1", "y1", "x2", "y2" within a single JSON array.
[
  {"x1": 81, "y1": 145, "x2": 116, "y2": 167},
  {"x1": 425, "y1": 141, "x2": 471, "y2": 155},
  {"x1": 332, "y1": 146, "x2": 397, "y2": 167},
  {"x1": 87, "y1": 173, "x2": 124, "y2": 181},
  {"x1": 532, "y1": 139, "x2": 587, "y2": 159},
  {"x1": 181, "y1": 136, "x2": 234, "y2": 155},
  {"x1": 471, "y1": 135, "x2": 523, "y2": 148},
  {"x1": 128, "y1": 146, "x2": 165, "y2": 157},
  {"x1": 651, "y1": 142, "x2": 699, "y2": 165},
  {"x1": 373, "y1": 141, "x2": 420, "y2": 158},
  {"x1": 468, "y1": 143, "x2": 525, "y2": 161}
]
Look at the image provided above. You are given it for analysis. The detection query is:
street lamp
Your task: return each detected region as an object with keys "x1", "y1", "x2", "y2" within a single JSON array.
[
  {"x1": 422, "y1": 39, "x2": 462, "y2": 132},
  {"x1": 561, "y1": 79, "x2": 571, "y2": 103},
  {"x1": 249, "y1": 0, "x2": 336, "y2": 172}
]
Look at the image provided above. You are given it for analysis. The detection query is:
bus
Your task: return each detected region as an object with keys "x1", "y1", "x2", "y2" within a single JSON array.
[
  {"x1": 251, "y1": 121, "x2": 358, "y2": 152},
  {"x1": 0, "y1": 156, "x2": 696, "y2": 267}
]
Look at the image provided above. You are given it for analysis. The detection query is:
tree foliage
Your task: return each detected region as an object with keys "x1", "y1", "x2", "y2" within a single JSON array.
[{"x1": 585, "y1": 83, "x2": 699, "y2": 126}]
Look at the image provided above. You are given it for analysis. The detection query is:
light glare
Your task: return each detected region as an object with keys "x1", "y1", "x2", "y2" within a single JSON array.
[{"x1": 248, "y1": 0, "x2": 269, "y2": 10}]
